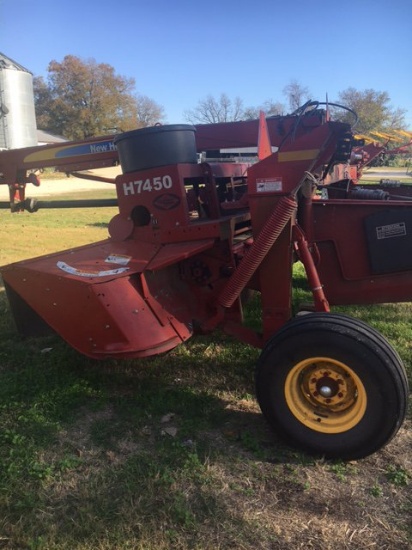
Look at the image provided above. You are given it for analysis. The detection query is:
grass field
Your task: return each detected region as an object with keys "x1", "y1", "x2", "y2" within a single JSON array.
[{"x1": 0, "y1": 186, "x2": 411, "y2": 549}]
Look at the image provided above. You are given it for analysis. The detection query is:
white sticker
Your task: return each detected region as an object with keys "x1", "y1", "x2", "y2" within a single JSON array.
[
  {"x1": 256, "y1": 178, "x2": 282, "y2": 192},
  {"x1": 105, "y1": 254, "x2": 131, "y2": 266},
  {"x1": 57, "y1": 261, "x2": 129, "y2": 277}
]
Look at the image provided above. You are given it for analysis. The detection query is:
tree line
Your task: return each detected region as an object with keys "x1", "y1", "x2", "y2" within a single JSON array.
[
  {"x1": 34, "y1": 56, "x2": 409, "y2": 141},
  {"x1": 183, "y1": 83, "x2": 408, "y2": 137},
  {"x1": 34, "y1": 55, "x2": 165, "y2": 140}
]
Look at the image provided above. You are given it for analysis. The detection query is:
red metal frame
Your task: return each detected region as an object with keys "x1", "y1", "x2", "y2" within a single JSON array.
[{"x1": 2, "y1": 111, "x2": 412, "y2": 360}]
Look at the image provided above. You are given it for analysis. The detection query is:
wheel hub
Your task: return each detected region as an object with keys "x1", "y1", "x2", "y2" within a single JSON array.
[
  {"x1": 284, "y1": 357, "x2": 367, "y2": 434},
  {"x1": 319, "y1": 384, "x2": 333, "y2": 398},
  {"x1": 307, "y1": 369, "x2": 349, "y2": 408}
]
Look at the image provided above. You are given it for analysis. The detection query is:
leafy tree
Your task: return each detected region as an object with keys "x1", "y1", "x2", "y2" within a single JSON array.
[
  {"x1": 33, "y1": 76, "x2": 54, "y2": 129},
  {"x1": 336, "y1": 88, "x2": 406, "y2": 134},
  {"x1": 34, "y1": 55, "x2": 165, "y2": 139},
  {"x1": 184, "y1": 93, "x2": 244, "y2": 124},
  {"x1": 283, "y1": 80, "x2": 310, "y2": 112}
]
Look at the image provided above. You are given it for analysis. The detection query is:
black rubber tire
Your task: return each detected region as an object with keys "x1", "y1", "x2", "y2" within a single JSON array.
[{"x1": 255, "y1": 313, "x2": 409, "y2": 460}]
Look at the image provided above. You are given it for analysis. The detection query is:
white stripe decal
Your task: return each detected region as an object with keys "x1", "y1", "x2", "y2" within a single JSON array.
[{"x1": 57, "y1": 261, "x2": 129, "y2": 278}]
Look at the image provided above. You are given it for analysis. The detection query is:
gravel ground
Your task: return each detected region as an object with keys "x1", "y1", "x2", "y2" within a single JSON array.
[{"x1": 0, "y1": 167, "x2": 120, "y2": 199}]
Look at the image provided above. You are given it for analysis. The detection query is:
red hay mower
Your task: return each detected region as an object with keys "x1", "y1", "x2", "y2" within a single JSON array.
[{"x1": 0, "y1": 102, "x2": 409, "y2": 460}]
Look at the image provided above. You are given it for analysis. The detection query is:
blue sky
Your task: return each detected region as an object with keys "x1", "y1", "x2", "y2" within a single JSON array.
[{"x1": 1, "y1": 0, "x2": 411, "y2": 127}]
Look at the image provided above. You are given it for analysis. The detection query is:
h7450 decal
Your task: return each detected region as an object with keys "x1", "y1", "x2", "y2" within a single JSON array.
[{"x1": 122, "y1": 175, "x2": 172, "y2": 196}]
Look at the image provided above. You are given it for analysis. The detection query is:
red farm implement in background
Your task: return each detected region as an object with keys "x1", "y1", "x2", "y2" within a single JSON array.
[{"x1": 0, "y1": 101, "x2": 409, "y2": 460}]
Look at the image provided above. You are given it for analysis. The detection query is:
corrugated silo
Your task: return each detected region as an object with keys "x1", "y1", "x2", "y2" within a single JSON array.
[{"x1": 0, "y1": 53, "x2": 38, "y2": 149}]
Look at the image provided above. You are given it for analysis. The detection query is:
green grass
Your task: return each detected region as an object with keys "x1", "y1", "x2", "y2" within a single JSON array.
[
  {"x1": 0, "y1": 190, "x2": 117, "y2": 265},
  {"x1": 0, "y1": 195, "x2": 411, "y2": 549}
]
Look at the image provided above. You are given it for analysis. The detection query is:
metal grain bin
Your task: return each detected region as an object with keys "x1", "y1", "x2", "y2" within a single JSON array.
[{"x1": 0, "y1": 53, "x2": 37, "y2": 149}]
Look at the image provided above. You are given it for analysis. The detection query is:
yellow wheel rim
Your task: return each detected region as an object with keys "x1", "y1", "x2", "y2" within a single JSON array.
[{"x1": 284, "y1": 357, "x2": 367, "y2": 434}]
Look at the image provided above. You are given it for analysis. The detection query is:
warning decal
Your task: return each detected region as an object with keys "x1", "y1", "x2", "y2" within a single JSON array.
[
  {"x1": 256, "y1": 178, "x2": 283, "y2": 193},
  {"x1": 376, "y1": 222, "x2": 407, "y2": 240}
]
